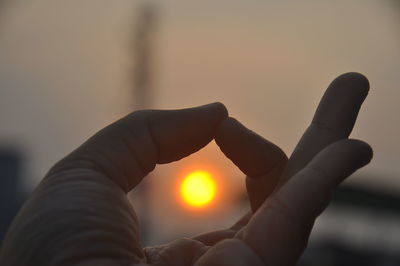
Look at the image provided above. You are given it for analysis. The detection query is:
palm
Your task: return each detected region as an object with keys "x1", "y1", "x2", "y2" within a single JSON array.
[{"x1": 0, "y1": 73, "x2": 372, "y2": 266}]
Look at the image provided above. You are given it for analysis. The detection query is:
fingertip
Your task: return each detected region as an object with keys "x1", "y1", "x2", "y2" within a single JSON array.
[
  {"x1": 199, "y1": 102, "x2": 228, "y2": 119},
  {"x1": 310, "y1": 72, "x2": 370, "y2": 135},
  {"x1": 331, "y1": 72, "x2": 370, "y2": 95},
  {"x1": 146, "y1": 103, "x2": 229, "y2": 164},
  {"x1": 215, "y1": 116, "x2": 241, "y2": 140},
  {"x1": 215, "y1": 117, "x2": 244, "y2": 148},
  {"x1": 345, "y1": 138, "x2": 373, "y2": 166},
  {"x1": 213, "y1": 101, "x2": 229, "y2": 117}
]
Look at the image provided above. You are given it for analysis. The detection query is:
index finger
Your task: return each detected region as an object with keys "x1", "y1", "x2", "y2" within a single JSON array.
[{"x1": 215, "y1": 117, "x2": 287, "y2": 211}]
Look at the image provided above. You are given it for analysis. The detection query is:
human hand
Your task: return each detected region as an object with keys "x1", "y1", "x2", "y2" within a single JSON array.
[{"x1": 0, "y1": 73, "x2": 372, "y2": 266}]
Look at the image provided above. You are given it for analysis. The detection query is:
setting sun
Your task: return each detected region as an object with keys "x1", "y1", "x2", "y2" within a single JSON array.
[{"x1": 180, "y1": 171, "x2": 216, "y2": 208}]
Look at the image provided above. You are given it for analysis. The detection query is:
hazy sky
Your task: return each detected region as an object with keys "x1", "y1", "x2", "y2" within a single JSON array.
[{"x1": 0, "y1": 0, "x2": 399, "y2": 243}]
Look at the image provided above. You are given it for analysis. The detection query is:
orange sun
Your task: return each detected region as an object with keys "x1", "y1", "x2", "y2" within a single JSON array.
[{"x1": 180, "y1": 171, "x2": 216, "y2": 208}]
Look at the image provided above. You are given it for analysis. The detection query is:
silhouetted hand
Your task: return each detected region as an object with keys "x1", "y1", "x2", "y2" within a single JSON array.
[{"x1": 0, "y1": 73, "x2": 372, "y2": 266}]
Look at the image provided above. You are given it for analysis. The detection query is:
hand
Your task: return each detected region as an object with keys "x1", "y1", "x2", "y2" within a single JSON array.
[{"x1": 0, "y1": 73, "x2": 372, "y2": 266}]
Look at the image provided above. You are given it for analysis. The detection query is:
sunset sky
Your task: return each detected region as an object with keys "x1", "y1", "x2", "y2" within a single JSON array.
[{"x1": 0, "y1": 0, "x2": 399, "y2": 243}]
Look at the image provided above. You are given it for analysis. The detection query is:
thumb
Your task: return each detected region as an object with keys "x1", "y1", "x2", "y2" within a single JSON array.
[{"x1": 48, "y1": 102, "x2": 228, "y2": 192}]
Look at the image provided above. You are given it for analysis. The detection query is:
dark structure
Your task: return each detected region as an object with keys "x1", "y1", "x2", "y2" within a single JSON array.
[
  {"x1": 300, "y1": 183, "x2": 400, "y2": 266},
  {"x1": 132, "y1": 3, "x2": 157, "y2": 244},
  {"x1": 0, "y1": 149, "x2": 26, "y2": 245}
]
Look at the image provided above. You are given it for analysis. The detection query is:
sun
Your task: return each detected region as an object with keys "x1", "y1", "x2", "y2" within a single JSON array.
[{"x1": 180, "y1": 171, "x2": 216, "y2": 208}]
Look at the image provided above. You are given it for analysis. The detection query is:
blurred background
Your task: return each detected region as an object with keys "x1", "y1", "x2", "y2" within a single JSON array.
[{"x1": 0, "y1": 0, "x2": 399, "y2": 265}]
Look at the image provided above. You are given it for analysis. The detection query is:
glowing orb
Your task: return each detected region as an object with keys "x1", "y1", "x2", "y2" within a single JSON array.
[{"x1": 180, "y1": 171, "x2": 216, "y2": 208}]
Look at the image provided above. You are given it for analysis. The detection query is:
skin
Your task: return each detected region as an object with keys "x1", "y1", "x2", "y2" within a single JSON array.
[{"x1": 0, "y1": 73, "x2": 373, "y2": 266}]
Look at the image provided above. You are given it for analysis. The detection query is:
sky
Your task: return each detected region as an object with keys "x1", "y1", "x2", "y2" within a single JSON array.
[{"x1": 0, "y1": 0, "x2": 399, "y2": 243}]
